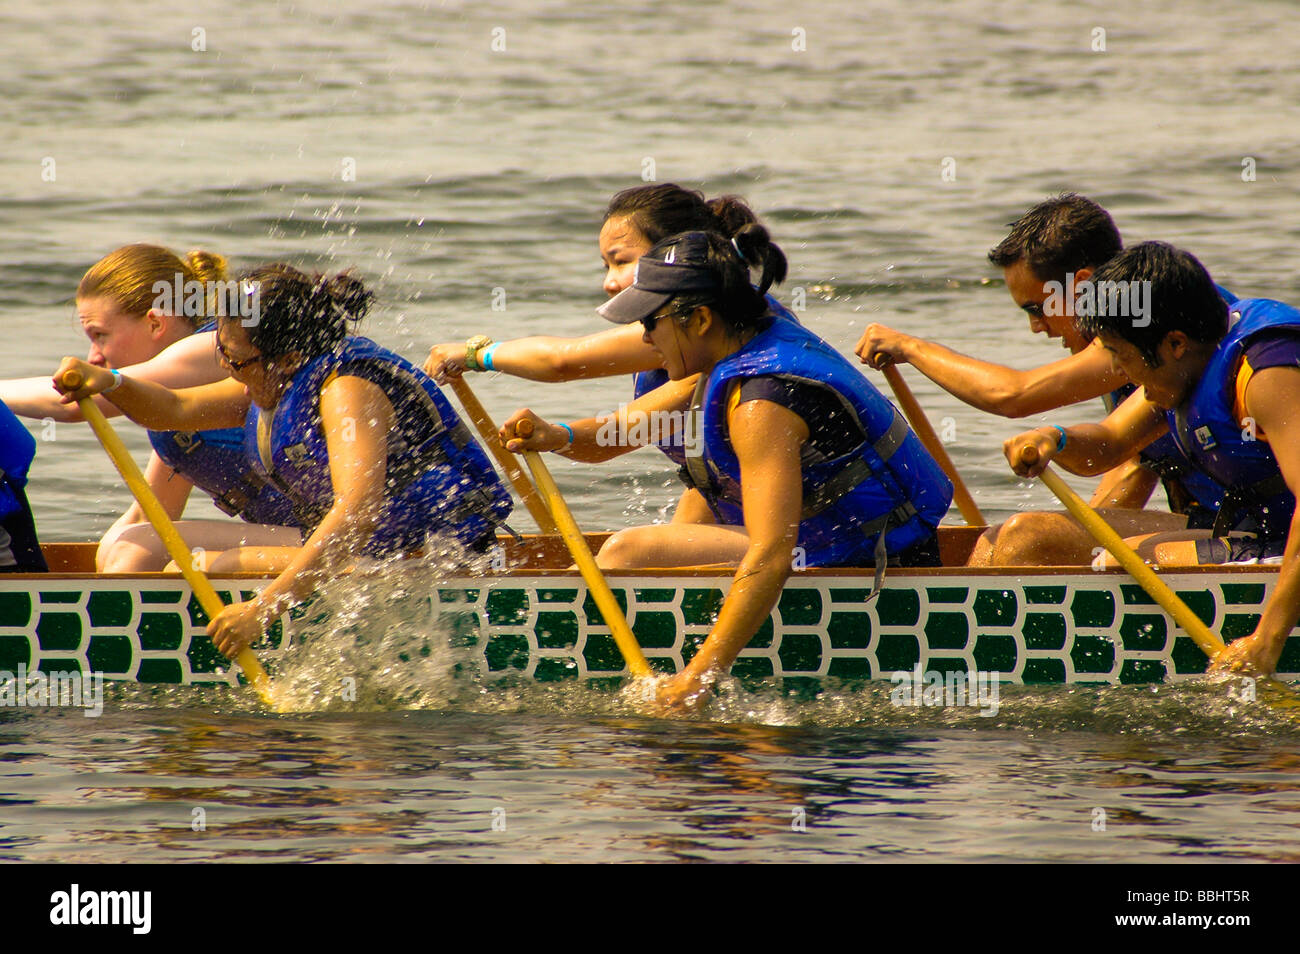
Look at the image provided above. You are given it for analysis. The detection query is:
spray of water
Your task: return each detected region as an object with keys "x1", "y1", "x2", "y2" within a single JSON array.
[{"x1": 263, "y1": 539, "x2": 497, "y2": 713}]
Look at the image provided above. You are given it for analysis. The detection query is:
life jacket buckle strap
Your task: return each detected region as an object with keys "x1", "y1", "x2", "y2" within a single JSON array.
[
  {"x1": 1210, "y1": 474, "x2": 1292, "y2": 538},
  {"x1": 854, "y1": 501, "x2": 917, "y2": 541},
  {"x1": 801, "y1": 459, "x2": 870, "y2": 518},
  {"x1": 211, "y1": 467, "x2": 277, "y2": 519},
  {"x1": 872, "y1": 409, "x2": 909, "y2": 463},
  {"x1": 858, "y1": 502, "x2": 919, "y2": 603},
  {"x1": 212, "y1": 489, "x2": 250, "y2": 518},
  {"x1": 442, "y1": 486, "x2": 508, "y2": 528}
]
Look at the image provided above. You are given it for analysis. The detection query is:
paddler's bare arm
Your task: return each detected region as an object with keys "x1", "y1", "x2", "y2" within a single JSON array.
[
  {"x1": 500, "y1": 374, "x2": 698, "y2": 463},
  {"x1": 857, "y1": 325, "x2": 1126, "y2": 418},
  {"x1": 110, "y1": 454, "x2": 195, "y2": 527},
  {"x1": 656, "y1": 398, "x2": 806, "y2": 710},
  {"x1": 207, "y1": 375, "x2": 394, "y2": 657},
  {"x1": 1004, "y1": 386, "x2": 1168, "y2": 478},
  {"x1": 1212, "y1": 366, "x2": 1300, "y2": 675},
  {"x1": 52, "y1": 357, "x2": 249, "y2": 431},
  {"x1": 6, "y1": 332, "x2": 224, "y2": 423},
  {"x1": 253, "y1": 376, "x2": 391, "y2": 609},
  {"x1": 425, "y1": 324, "x2": 660, "y2": 383},
  {"x1": 1088, "y1": 457, "x2": 1160, "y2": 510},
  {"x1": 96, "y1": 453, "x2": 198, "y2": 571}
]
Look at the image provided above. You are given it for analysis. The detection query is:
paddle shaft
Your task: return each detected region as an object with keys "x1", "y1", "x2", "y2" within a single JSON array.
[
  {"x1": 1021, "y1": 445, "x2": 1226, "y2": 658},
  {"x1": 514, "y1": 419, "x2": 651, "y2": 678},
  {"x1": 62, "y1": 372, "x2": 275, "y2": 704},
  {"x1": 447, "y1": 376, "x2": 559, "y2": 534},
  {"x1": 881, "y1": 364, "x2": 985, "y2": 527}
]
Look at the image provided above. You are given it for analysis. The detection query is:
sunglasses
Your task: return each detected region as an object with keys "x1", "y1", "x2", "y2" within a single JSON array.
[
  {"x1": 215, "y1": 337, "x2": 265, "y2": 372},
  {"x1": 640, "y1": 304, "x2": 696, "y2": 334}
]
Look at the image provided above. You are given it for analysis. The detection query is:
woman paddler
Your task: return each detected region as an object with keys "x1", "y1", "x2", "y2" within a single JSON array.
[
  {"x1": 0, "y1": 244, "x2": 302, "y2": 571},
  {"x1": 423, "y1": 183, "x2": 799, "y2": 526},
  {"x1": 500, "y1": 229, "x2": 953, "y2": 709},
  {"x1": 53, "y1": 263, "x2": 513, "y2": 658}
]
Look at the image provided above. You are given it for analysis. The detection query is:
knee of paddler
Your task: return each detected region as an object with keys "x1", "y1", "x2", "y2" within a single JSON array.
[
  {"x1": 595, "y1": 528, "x2": 646, "y2": 570},
  {"x1": 205, "y1": 550, "x2": 246, "y2": 574},
  {"x1": 991, "y1": 511, "x2": 1068, "y2": 564}
]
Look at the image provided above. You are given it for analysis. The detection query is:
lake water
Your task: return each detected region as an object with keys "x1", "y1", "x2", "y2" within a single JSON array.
[{"x1": 1, "y1": 0, "x2": 1298, "y2": 871}]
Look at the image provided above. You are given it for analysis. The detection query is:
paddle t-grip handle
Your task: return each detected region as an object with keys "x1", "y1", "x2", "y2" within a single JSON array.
[
  {"x1": 515, "y1": 418, "x2": 535, "y2": 438},
  {"x1": 60, "y1": 369, "x2": 84, "y2": 390},
  {"x1": 1020, "y1": 443, "x2": 1040, "y2": 468}
]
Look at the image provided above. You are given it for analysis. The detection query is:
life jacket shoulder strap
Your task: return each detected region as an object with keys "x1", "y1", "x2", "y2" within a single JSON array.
[{"x1": 800, "y1": 409, "x2": 908, "y2": 518}]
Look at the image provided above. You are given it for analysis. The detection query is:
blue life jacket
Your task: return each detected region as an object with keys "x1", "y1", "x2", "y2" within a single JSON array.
[
  {"x1": 0, "y1": 400, "x2": 36, "y2": 521},
  {"x1": 147, "y1": 320, "x2": 297, "y2": 526},
  {"x1": 677, "y1": 317, "x2": 953, "y2": 567},
  {"x1": 1104, "y1": 383, "x2": 1224, "y2": 519},
  {"x1": 149, "y1": 427, "x2": 299, "y2": 526},
  {"x1": 1102, "y1": 283, "x2": 1237, "y2": 521},
  {"x1": 632, "y1": 293, "x2": 799, "y2": 467},
  {"x1": 243, "y1": 337, "x2": 513, "y2": 556},
  {"x1": 1166, "y1": 298, "x2": 1300, "y2": 541}
]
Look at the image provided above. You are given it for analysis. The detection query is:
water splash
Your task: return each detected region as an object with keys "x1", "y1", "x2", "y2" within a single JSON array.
[{"x1": 263, "y1": 542, "x2": 498, "y2": 713}]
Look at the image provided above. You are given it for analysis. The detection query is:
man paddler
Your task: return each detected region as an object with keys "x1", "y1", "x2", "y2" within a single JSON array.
[
  {"x1": 855, "y1": 194, "x2": 1231, "y2": 565},
  {"x1": 1005, "y1": 241, "x2": 1300, "y2": 676}
]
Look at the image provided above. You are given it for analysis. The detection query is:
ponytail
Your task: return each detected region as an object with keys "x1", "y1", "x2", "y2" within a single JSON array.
[
  {"x1": 731, "y1": 223, "x2": 787, "y2": 295},
  {"x1": 707, "y1": 195, "x2": 761, "y2": 238},
  {"x1": 185, "y1": 250, "x2": 229, "y2": 288}
]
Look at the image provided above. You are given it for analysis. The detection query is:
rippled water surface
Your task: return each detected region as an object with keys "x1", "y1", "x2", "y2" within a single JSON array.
[
  {"x1": 2, "y1": 0, "x2": 1299, "y2": 862},
  {"x1": 4, "y1": 681, "x2": 1300, "y2": 863}
]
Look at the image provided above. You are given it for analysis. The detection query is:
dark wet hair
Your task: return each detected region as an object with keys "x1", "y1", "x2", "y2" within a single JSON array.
[
  {"x1": 604, "y1": 183, "x2": 765, "y2": 244},
  {"x1": 229, "y1": 263, "x2": 375, "y2": 360},
  {"x1": 657, "y1": 226, "x2": 788, "y2": 335},
  {"x1": 1075, "y1": 241, "x2": 1228, "y2": 368},
  {"x1": 988, "y1": 193, "x2": 1122, "y2": 282}
]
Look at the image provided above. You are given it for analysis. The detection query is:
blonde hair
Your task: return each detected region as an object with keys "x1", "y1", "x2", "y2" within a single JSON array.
[{"x1": 77, "y1": 244, "x2": 228, "y2": 328}]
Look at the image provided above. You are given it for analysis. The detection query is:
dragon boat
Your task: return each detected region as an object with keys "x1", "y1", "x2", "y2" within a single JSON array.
[{"x1": 2, "y1": 528, "x2": 1298, "y2": 691}]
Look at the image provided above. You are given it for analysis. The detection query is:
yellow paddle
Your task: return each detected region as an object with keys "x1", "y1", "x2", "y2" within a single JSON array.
[
  {"x1": 447, "y1": 376, "x2": 559, "y2": 535},
  {"x1": 1019, "y1": 444, "x2": 1224, "y2": 658},
  {"x1": 1036, "y1": 454, "x2": 1300, "y2": 711},
  {"x1": 1020, "y1": 446, "x2": 1300, "y2": 705},
  {"x1": 880, "y1": 363, "x2": 985, "y2": 527},
  {"x1": 61, "y1": 370, "x2": 277, "y2": 708},
  {"x1": 511, "y1": 417, "x2": 651, "y2": 678}
]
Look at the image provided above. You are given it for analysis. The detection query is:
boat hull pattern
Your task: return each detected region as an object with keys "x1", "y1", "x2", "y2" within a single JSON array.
[{"x1": 1, "y1": 570, "x2": 1297, "y2": 689}]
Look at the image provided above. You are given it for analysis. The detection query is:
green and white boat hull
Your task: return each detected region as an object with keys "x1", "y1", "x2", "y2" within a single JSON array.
[{"x1": 2, "y1": 542, "x2": 1296, "y2": 689}]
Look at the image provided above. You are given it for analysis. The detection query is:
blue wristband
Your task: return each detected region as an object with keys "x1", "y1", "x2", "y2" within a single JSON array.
[
  {"x1": 557, "y1": 422, "x2": 574, "y2": 446},
  {"x1": 481, "y1": 343, "x2": 499, "y2": 371},
  {"x1": 104, "y1": 369, "x2": 124, "y2": 393},
  {"x1": 1051, "y1": 425, "x2": 1067, "y2": 452}
]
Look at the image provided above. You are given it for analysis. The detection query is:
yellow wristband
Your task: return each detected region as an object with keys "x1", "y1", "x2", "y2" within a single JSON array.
[{"x1": 466, "y1": 335, "x2": 493, "y2": 372}]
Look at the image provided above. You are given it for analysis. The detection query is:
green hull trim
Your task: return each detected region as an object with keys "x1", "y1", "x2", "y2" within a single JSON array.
[{"x1": 0, "y1": 570, "x2": 1295, "y2": 688}]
